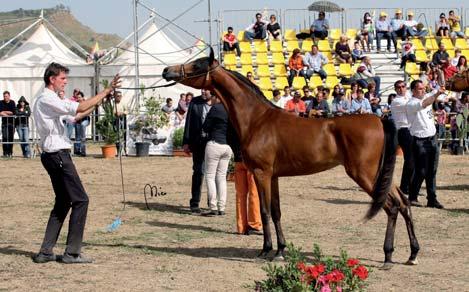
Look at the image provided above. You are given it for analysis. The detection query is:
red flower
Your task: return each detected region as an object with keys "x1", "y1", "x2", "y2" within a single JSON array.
[
  {"x1": 326, "y1": 270, "x2": 345, "y2": 283},
  {"x1": 352, "y1": 265, "x2": 369, "y2": 280},
  {"x1": 347, "y1": 258, "x2": 360, "y2": 267},
  {"x1": 297, "y1": 262, "x2": 306, "y2": 272},
  {"x1": 305, "y1": 264, "x2": 325, "y2": 279}
]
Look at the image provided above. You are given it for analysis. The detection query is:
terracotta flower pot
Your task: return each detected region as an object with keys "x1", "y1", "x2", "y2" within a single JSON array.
[
  {"x1": 173, "y1": 149, "x2": 191, "y2": 157},
  {"x1": 101, "y1": 144, "x2": 117, "y2": 158}
]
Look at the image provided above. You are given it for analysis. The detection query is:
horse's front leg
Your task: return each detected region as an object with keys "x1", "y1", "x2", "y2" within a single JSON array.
[
  {"x1": 271, "y1": 177, "x2": 286, "y2": 261},
  {"x1": 253, "y1": 168, "x2": 273, "y2": 259}
]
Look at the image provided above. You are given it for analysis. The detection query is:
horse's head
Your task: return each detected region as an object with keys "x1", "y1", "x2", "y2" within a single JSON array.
[{"x1": 162, "y1": 47, "x2": 219, "y2": 89}]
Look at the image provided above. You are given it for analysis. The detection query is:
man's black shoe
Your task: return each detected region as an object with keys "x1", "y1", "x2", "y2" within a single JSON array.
[
  {"x1": 201, "y1": 210, "x2": 218, "y2": 217},
  {"x1": 409, "y1": 199, "x2": 422, "y2": 207},
  {"x1": 244, "y1": 227, "x2": 263, "y2": 236},
  {"x1": 218, "y1": 211, "x2": 225, "y2": 216},
  {"x1": 61, "y1": 253, "x2": 93, "y2": 264},
  {"x1": 190, "y1": 207, "x2": 201, "y2": 214},
  {"x1": 427, "y1": 200, "x2": 444, "y2": 209},
  {"x1": 32, "y1": 252, "x2": 56, "y2": 263}
]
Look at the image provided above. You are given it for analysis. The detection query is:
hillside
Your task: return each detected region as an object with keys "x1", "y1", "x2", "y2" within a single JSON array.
[{"x1": 0, "y1": 5, "x2": 123, "y2": 57}]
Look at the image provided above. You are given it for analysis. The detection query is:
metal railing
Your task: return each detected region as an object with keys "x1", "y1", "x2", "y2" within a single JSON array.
[
  {"x1": 219, "y1": 9, "x2": 280, "y2": 37},
  {"x1": 282, "y1": 9, "x2": 343, "y2": 32}
]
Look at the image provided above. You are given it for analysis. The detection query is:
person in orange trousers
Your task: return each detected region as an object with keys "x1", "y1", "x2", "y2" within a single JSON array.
[{"x1": 234, "y1": 162, "x2": 263, "y2": 235}]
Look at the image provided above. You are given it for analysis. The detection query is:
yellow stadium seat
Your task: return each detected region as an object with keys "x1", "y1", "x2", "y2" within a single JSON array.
[
  {"x1": 223, "y1": 53, "x2": 237, "y2": 66},
  {"x1": 447, "y1": 49, "x2": 455, "y2": 58},
  {"x1": 257, "y1": 65, "x2": 271, "y2": 78},
  {"x1": 254, "y1": 40, "x2": 268, "y2": 53},
  {"x1": 323, "y1": 51, "x2": 333, "y2": 62},
  {"x1": 272, "y1": 52, "x2": 286, "y2": 64},
  {"x1": 329, "y1": 29, "x2": 341, "y2": 41},
  {"x1": 410, "y1": 38, "x2": 425, "y2": 51},
  {"x1": 338, "y1": 63, "x2": 353, "y2": 77},
  {"x1": 425, "y1": 37, "x2": 438, "y2": 51},
  {"x1": 440, "y1": 38, "x2": 454, "y2": 50},
  {"x1": 240, "y1": 65, "x2": 254, "y2": 77},
  {"x1": 308, "y1": 75, "x2": 323, "y2": 89},
  {"x1": 409, "y1": 74, "x2": 419, "y2": 82},
  {"x1": 415, "y1": 50, "x2": 429, "y2": 62},
  {"x1": 351, "y1": 62, "x2": 360, "y2": 73},
  {"x1": 274, "y1": 77, "x2": 289, "y2": 90},
  {"x1": 396, "y1": 39, "x2": 403, "y2": 52},
  {"x1": 323, "y1": 63, "x2": 337, "y2": 76},
  {"x1": 292, "y1": 76, "x2": 307, "y2": 90},
  {"x1": 301, "y1": 39, "x2": 314, "y2": 52},
  {"x1": 273, "y1": 64, "x2": 288, "y2": 77},
  {"x1": 405, "y1": 62, "x2": 420, "y2": 75},
  {"x1": 454, "y1": 38, "x2": 469, "y2": 50},
  {"x1": 317, "y1": 40, "x2": 331, "y2": 52},
  {"x1": 239, "y1": 42, "x2": 252, "y2": 54},
  {"x1": 465, "y1": 27, "x2": 469, "y2": 37},
  {"x1": 262, "y1": 90, "x2": 273, "y2": 100},
  {"x1": 237, "y1": 31, "x2": 246, "y2": 41},
  {"x1": 256, "y1": 53, "x2": 269, "y2": 65},
  {"x1": 225, "y1": 64, "x2": 237, "y2": 71},
  {"x1": 325, "y1": 76, "x2": 340, "y2": 88},
  {"x1": 258, "y1": 77, "x2": 273, "y2": 91},
  {"x1": 240, "y1": 54, "x2": 253, "y2": 65},
  {"x1": 462, "y1": 49, "x2": 469, "y2": 59},
  {"x1": 346, "y1": 29, "x2": 357, "y2": 40},
  {"x1": 286, "y1": 40, "x2": 299, "y2": 53},
  {"x1": 284, "y1": 29, "x2": 297, "y2": 41},
  {"x1": 270, "y1": 40, "x2": 283, "y2": 52}
]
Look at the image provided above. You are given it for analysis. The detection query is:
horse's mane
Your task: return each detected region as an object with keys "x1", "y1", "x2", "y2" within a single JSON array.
[{"x1": 224, "y1": 68, "x2": 279, "y2": 109}]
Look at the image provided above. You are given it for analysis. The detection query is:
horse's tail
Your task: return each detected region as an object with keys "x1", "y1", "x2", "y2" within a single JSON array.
[{"x1": 366, "y1": 118, "x2": 398, "y2": 220}]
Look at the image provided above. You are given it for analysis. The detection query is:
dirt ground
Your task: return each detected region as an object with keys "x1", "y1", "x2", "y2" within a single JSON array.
[{"x1": 0, "y1": 145, "x2": 467, "y2": 291}]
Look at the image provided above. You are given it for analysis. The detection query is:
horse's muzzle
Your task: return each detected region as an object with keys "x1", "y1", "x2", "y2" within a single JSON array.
[{"x1": 162, "y1": 67, "x2": 180, "y2": 81}]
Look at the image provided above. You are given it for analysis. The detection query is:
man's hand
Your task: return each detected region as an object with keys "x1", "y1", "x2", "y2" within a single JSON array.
[
  {"x1": 104, "y1": 74, "x2": 122, "y2": 95},
  {"x1": 183, "y1": 144, "x2": 191, "y2": 154}
]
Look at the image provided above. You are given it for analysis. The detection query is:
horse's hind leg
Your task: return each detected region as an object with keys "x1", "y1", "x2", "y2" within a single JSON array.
[
  {"x1": 253, "y1": 169, "x2": 273, "y2": 259},
  {"x1": 382, "y1": 194, "x2": 399, "y2": 270},
  {"x1": 395, "y1": 186, "x2": 420, "y2": 265},
  {"x1": 271, "y1": 177, "x2": 286, "y2": 261}
]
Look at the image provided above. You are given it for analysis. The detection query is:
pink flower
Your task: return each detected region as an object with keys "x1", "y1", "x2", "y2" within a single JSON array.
[
  {"x1": 336, "y1": 286, "x2": 342, "y2": 292},
  {"x1": 320, "y1": 284, "x2": 331, "y2": 292}
]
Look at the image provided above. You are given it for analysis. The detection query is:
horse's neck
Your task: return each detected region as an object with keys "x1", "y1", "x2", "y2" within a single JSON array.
[{"x1": 211, "y1": 70, "x2": 270, "y2": 140}]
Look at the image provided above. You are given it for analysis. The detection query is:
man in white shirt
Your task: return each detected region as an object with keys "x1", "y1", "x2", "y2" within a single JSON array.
[
  {"x1": 303, "y1": 45, "x2": 328, "y2": 81},
  {"x1": 390, "y1": 80, "x2": 413, "y2": 194},
  {"x1": 32, "y1": 62, "x2": 120, "y2": 264},
  {"x1": 406, "y1": 80, "x2": 445, "y2": 209}
]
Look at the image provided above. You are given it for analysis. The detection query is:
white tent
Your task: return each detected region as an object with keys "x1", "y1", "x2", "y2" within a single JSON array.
[
  {"x1": 100, "y1": 22, "x2": 203, "y2": 109},
  {"x1": 0, "y1": 23, "x2": 94, "y2": 102}
]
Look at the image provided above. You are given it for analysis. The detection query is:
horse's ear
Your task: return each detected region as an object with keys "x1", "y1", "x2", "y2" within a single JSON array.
[{"x1": 209, "y1": 46, "x2": 214, "y2": 65}]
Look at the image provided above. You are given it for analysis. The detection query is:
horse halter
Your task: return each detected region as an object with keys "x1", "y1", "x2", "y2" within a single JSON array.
[{"x1": 178, "y1": 62, "x2": 221, "y2": 86}]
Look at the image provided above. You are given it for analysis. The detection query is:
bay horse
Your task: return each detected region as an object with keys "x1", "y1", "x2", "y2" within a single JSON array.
[
  {"x1": 447, "y1": 71, "x2": 469, "y2": 92},
  {"x1": 162, "y1": 49, "x2": 419, "y2": 267}
]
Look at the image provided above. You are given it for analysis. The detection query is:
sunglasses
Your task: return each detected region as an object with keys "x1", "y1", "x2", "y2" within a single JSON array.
[{"x1": 396, "y1": 85, "x2": 406, "y2": 88}]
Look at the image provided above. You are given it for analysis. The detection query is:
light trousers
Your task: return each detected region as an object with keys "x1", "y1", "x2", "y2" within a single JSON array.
[{"x1": 204, "y1": 141, "x2": 232, "y2": 212}]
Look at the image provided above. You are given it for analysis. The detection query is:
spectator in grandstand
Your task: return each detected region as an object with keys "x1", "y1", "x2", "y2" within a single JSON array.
[
  {"x1": 451, "y1": 48, "x2": 462, "y2": 67},
  {"x1": 351, "y1": 89, "x2": 372, "y2": 114},
  {"x1": 435, "y1": 102, "x2": 447, "y2": 150},
  {"x1": 74, "y1": 92, "x2": 90, "y2": 157},
  {"x1": 161, "y1": 98, "x2": 175, "y2": 115},
  {"x1": 301, "y1": 86, "x2": 314, "y2": 106},
  {"x1": 448, "y1": 10, "x2": 465, "y2": 39},
  {"x1": 303, "y1": 45, "x2": 328, "y2": 81},
  {"x1": 404, "y1": 11, "x2": 428, "y2": 38},
  {"x1": 15, "y1": 96, "x2": 31, "y2": 158},
  {"x1": 331, "y1": 87, "x2": 351, "y2": 115},
  {"x1": 391, "y1": 9, "x2": 407, "y2": 41},
  {"x1": 310, "y1": 11, "x2": 329, "y2": 40},
  {"x1": 281, "y1": 86, "x2": 293, "y2": 101},
  {"x1": 375, "y1": 12, "x2": 394, "y2": 52},
  {"x1": 246, "y1": 71, "x2": 255, "y2": 83},
  {"x1": 270, "y1": 89, "x2": 286, "y2": 108},
  {"x1": 285, "y1": 91, "x2": 306, "y2": 116},
  {"x1": 456, "y1": 55, "x2": 468, "y2": 74},
  {"x1": 335, "y1": 35, "x2": 352, "y2": 64},
  {"x1": 354, "y1": 56, "x2": 381, "y2": 97},
  {"x1": 359, "y1": 12, "x2": 374, "y2": 52},
  {"x1": 365, "y1": 83, "x2": 383, "y2": 117},
  {"x1": 351, "y1": 41, "x2": 365, "y2": 63},
  {"x1": 400, "y1": 41, "x2": 416, "y2": 70},
  {"x1": 245, "y1": 12, "x2": 268, "y2": 41},
  {"x1": 223, "y1": 27, "x2": 241, "y2": 57},
  {"x1": 307, "y1": 90, "x2": 330, "y2": 117},
  {"x1": 0, "y1": 91, "x2": 16, "y2": 157},
  {"x1": 288, "y1": 48, "x2": 306, "y2": 87},
  {"x1": 349, "y1": 82, "x2": 360, "y2": 99},
  {"x1": 201, "y1": 94, "x2": 233, "y2": 217},
  {"x1": 436, "y1": 13, "x2": 450, "y2": 37},
  {"x1": 266, "y1": 14, "x2": 281, "y2": 40}
]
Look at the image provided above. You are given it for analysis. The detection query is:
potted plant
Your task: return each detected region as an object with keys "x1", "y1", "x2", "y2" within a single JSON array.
[
  {"x1": 96, "y1": 97, "x2": 121, "y2": 158},
  {"x1": 172, "y1": 127, "x2": 190, "y2": 157}
]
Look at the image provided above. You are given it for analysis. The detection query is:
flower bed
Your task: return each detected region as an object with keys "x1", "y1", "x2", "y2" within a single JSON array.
[{"x1": 255, "y1": 243, "x2": 370, "y2": 292}]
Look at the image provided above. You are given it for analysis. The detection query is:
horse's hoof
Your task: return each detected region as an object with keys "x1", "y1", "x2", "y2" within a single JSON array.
[
  {"x1": 257, "y1": 250, "x2": 271, "y2": 259},
  {"x1": 272, "y1": 255, "x2": 285, "y2": 262},
  {"x1": 405, "y1": 258, "x2": 419, "y2": 265},
  {"x1": 380, "y1": 262, "x2": 394, "y2": 270}
]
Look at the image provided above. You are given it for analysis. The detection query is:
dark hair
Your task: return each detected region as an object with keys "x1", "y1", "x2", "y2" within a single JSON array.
[
  {"x1": 457, "y1": 56, "x2": 467, "y2": 67},
  {"x1": 77, "y1": 91, "x2": 84, "y2": 98},
  {"x1": 3, "y1": 91, "x2": 10, "y2": 96},
  {"x1": 166, "y1": 98, "x2": 172, "y2": 103},
  {"x1": 273, "y1": 89, "x2": 280, "y2": 97},
  {"x1": 292, "y1": 48, "x2": 301, "y2": 55},
  {"x1": 387, "y1": 93, "x2": 396, "y2": 105},
  {"x1": 449, "y1": 10, "x2": 454, "y2": 14},
  {"x1": 284, "y1": 86, "x2": 290, "y2": 90},
  {"x1": 302, "y1": 85, "x2": 310, "y2": 91},
  {"x1": 319, "y1": 11, "x2": 325, "y2": 16},
  {"x1": 410, "y1": 80, "x2": 422, "y2": 90},
  {"x1": 311, "y1": 44, "x2": 318, "y2": 50},
  {"x1": 357, "y1": 89, "x2": 364, "y2": 94},
  {"x1": 322, "y1": 88, "x2": 330, "y2": 94},
  {"x1": 44, "y1": 62, "x2": 69, "y2": 85},
  {"x1": 255, "y1": 13, "x2": 262, "y2": 18},
  {"x1": 440, "y1": 13, "x2": 446, "y2": 18},
  {"x1": 461, "y1": 91, "x2": 469, "y2": 102},
  {"x1": 394, "y1": 80, "x2": 405, "y2": 89},
  {"x1": 186, "y1": 92, "x2": 194, "y2": 97},
  {"x1": 227, "y1": 26, "x2": 233, "y2": 31}
]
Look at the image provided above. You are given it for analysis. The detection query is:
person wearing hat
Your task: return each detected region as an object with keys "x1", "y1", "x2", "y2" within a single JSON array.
[
  {"x1": 404, "y1": 11, "x2": 428, "y2": 38},
  {"x1": 375, "y1": 11, "x2": 394, "y2": 52},
  {"x1": 15, "y1": 96, "x2": 31, "y2": 158},
  {"x1": 284, "y1": 91, "x2": 306, "y2": 116},
  {"x1": 391, "y1": 9, "x2": 406, "y2": 41}
]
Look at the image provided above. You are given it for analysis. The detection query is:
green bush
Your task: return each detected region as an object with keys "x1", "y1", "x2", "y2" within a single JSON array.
[{"x1": 172, "y1": 127, "x2": 185, "y2": 149}]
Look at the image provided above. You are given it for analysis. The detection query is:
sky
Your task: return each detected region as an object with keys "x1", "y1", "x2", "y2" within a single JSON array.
[{"x1": 2, "y1": 0, "x2": 467, "y2": 47}]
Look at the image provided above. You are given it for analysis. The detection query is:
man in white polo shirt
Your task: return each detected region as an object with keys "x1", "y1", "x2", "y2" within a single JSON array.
[
  {"x1": 32, "y1": 63, "x2": 120, "y2": 263},
  {"x1": 390, "y1": 80, "x2": 413, "y2": 194},
  {"x1": 406, "y1": 80, "x2": 445, "y2": 209}
]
